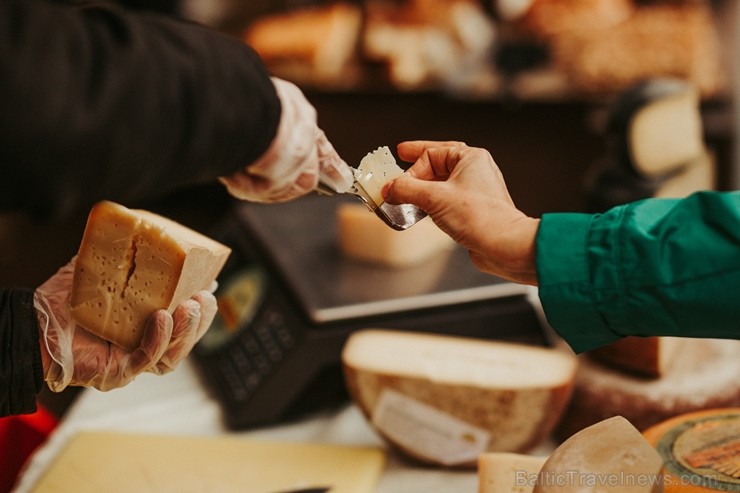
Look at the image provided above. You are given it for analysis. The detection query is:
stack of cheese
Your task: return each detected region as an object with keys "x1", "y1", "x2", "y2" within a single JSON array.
[{"x1": 556, "y1": 337, "x2": 740, "y2": 439}]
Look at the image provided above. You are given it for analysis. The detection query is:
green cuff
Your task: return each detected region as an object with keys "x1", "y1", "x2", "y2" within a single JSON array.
[{"x1": 536, "y1": 213, "x2": 621, "y2": 353}]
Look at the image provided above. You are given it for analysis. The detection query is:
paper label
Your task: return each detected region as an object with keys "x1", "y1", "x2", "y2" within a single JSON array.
[{"x1": 371, "y1": 388, "x2": 490, "y2": 466}]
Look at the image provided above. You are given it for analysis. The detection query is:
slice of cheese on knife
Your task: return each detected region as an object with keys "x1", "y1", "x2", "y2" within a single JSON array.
[{"x1": 70, "y1": 201, "x2": 231, "y2": 351}]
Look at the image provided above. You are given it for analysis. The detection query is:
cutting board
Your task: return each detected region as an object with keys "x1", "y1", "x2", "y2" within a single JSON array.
[{"x1": 29, "y1": 431, "x2": 385, "y2": 493}]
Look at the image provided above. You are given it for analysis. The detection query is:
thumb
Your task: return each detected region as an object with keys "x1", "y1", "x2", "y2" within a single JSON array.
[{"x1": 384, "y1": 174, "x2": 440, "y2": 212}]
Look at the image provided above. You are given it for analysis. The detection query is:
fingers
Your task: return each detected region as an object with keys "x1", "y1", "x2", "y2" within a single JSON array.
[
  {"x1": 316, "y1": 130, "x2": 354, "y2": 193},
  {"x1": 396, "y1": 141, "x2": 469, "y2": 181},
  {"x1": 153, "y1": 300, "x2": 200, "y2": 374},
  {"x1": 153, "y1": 291, "x2": 217, "y2": 375},
  {"x1": 125, "y1": 310, "x2": 173, "y2": 380}
]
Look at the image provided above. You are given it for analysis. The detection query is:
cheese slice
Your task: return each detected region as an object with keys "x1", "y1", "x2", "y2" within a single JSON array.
[
  {"x1": 337, "y1": 202, "x2": 454, "y2": 267},
  {"x1": 534, "y1": 416, "x2": 663, "y2": 493},
  {"x1": 70, "y1": 201, "x2": 231, "y2": 351},
  {"x1": 342, "y1": 329, "x2": 577, "y2": 466},
  {"x1": 478, "y1": 452, "x2": 548, "y2": 493},
  {"x1": 355, "y1": 146, "x2": 405, "y2": 206}
]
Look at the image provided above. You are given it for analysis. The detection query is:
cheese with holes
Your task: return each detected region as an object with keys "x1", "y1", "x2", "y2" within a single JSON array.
[
  {"x1": 589, "y1": 336, "x2": 685, "y2": 378},
  {"x1": 478, "y1": 452, "x2": 548, "y2": 493},
  {"x1": 342, "y1": 329, "x2": 577, "y2": 467},
  {"x1": 337, "y1": 202, "x2": 453, "y2": 267},
  {"x1": 70, "y1": 201, "x2": 231, "y2": 351},
  {"x1": 534, "y1": 416, "x2": 663, "y2": 493},
  {"x1": 356, "y1": 146, "x2": 405, "y2": 206}
]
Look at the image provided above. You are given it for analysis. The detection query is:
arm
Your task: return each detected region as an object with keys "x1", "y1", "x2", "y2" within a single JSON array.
[
  {"x1": 385, "y1": 141, "x2": 740, "y2": 353},
  {"x1": 0, "y1": 289, "x2": 44, "y2": 416},
  {"x1": 537, "y1": 190, "x2": 740, "y2": 352},
  {"x1": 0, "y1": 0, "x2": 280, "y2": 218}
]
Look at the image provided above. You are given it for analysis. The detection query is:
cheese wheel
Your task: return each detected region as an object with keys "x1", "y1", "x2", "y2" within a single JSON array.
[
  {"x1": 643, "y1": 408, "x2": 740, "y2": 493},
  {"x1": 478, "y1": 452, "x2": 548, "y2": 493},
  {"x1": 342, "y1": 329, "x2": 577, "y2": 467},
  {"x1": 337, "y1": 202, "x2": 454, "y2": 267},
  {"x1": 534, "y1": 416, "x2": 663, "y2": 493},
  {"x1": 588, "y1": 336, "x2": 685, "y2": 378},
  {"x1": 557, "y1": 339, "x2": 740, "y2": 439},
  {"x1": 70, "y1": 201, "x2": 231, "y2": 351}
]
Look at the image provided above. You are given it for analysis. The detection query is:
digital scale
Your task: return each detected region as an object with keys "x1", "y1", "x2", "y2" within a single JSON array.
[{"x1": 193, "y1": 194, "x2": 547, "y2": 430}]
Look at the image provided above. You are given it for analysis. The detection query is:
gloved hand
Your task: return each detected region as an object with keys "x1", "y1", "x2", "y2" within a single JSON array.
[
  {"x1": 220, "y1": 77, "x2": 354, "y2": 203},
  {"x1": 34, "y1": 258, "x2": 217, "y2": 392}
]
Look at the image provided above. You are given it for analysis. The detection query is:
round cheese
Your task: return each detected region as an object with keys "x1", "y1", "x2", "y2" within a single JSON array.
[
  {"x1": 342, "y1": 329, "x2": 577, "y2": 467},
  {"x1": 643, "y1": 408, "x2": 740, "y2": 493},
  {"x1": 557, "y1": 339, "x2": 740, "y2": 440}
]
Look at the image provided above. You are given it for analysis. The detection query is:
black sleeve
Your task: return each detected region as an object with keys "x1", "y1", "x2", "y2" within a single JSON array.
[
  {"x1": 0, "y1": 0, "x2": 281, "y2": 219},
  {"x1": 0, "y1": 289, "x2": 44, "y2": 417}
]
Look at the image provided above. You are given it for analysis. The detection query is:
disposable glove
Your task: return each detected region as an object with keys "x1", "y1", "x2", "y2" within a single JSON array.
[
  {"x1": 220, "y1": 77, "x2": 354, "y2": 203},
  {"x1": 34, "y1": 258, "x2": 217, "y2": 392}
]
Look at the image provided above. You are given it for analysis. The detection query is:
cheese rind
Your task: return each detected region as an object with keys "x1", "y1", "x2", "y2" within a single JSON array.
[
  {"x1": 70, "y1": 201, "x2": 231, "y2": 351},
  {"x1": 342, "y1": 329, "x2": 577, "y2": 466}
]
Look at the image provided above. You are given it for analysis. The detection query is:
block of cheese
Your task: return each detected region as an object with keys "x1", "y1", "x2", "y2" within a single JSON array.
[
  {"x1": 478, "y1": 452, "x2": 548, "y2": 493},
  {"x1": 355, "y1": 146, "x2": 405, "y2": 206},
  {"x1": 642, "y1": 408, "x2": 740, "y2": 492},
  {"x1": 342, "y1": 329, "x2": 577, "y2": 467},
  {"x1": 534, "y1": 416, "x2": 663, "y2": 493},
  {"x1": 588, "y1": 336, "x2": 685, "y2": 378},
  {"x1": 557, "y1": 339, "x2": 740, "y2": 440},
  {"x1": 70, "y1": 201, "x2": 231, "y2": 351},
  {"x1": 337, "y1": 202, "x2": 454, "y2": 267}
]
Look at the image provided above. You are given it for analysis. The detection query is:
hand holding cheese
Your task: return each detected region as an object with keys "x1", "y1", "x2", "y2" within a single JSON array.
[
  {"x1": 34, "y1": 258, "x2": 217, "y2": 392},
  {"x1": 220, "y1": 77, "x2": 354, "y2": 202},
  {"x1": 383, "y1": 141, "x2": 540, "y2": 285}
]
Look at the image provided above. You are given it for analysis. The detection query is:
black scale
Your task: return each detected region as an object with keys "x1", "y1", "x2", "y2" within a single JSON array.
[{"x1": 193, "y1": 194, "x2": 547, "y2": 430}]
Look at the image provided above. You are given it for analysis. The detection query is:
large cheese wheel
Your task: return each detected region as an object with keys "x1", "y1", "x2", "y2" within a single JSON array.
[
  {"x1": 557, "y1": 339, "x2": 740, "y2": 439},
  {"x1": 643, "y1": 408, "x2": 740, "y2": 493},
  {"x1": 70, "y1": 201, "x2": 231, "y2": 351},
  {"x1": 534, "y1": 416, "x2": 663, "y2": 493},
  {"x1": 342, "y1": 329, "x2": 577, "y2": 467}
]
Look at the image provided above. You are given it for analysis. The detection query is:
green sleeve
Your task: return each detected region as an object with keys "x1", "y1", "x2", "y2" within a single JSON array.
[{"x1": 536, "y1": 191, "x2": 740, "y2": 353}]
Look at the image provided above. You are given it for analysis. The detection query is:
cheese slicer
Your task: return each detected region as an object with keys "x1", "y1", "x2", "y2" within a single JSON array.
[{"x1": 315, "y1": 175, "x2": 427, "y2": 231}]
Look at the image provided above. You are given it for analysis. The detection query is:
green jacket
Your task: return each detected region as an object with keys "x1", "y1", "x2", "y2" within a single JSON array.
[{"x1": 536, "y1": 191, "x2": 740, "y2": 353}]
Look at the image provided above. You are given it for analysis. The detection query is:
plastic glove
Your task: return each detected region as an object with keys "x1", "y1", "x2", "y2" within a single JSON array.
[
  {"x1": 220, "y1": 77, "x2": 354, "y2": 203},
  {"x1": 34, "y1": 258, "x2": 217, "y2": 392}
]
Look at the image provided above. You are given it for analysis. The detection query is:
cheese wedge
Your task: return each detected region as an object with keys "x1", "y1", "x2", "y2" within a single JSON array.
[
  {"x1": 478, "y1": 452, "x2": 548, "y2": 493},
  {"x1": 589, "y1": 336, "x2": 685, "y2": 378},
  {"x1": 342, "y1": 329, "x2": 577, "y2": 467},
  {"x1": 534, "y1": 416, "x2": 663, "y2": 493},
  {"x1": 337, "y1": 202, "x2": 454, "y2": 267},
  {"x1": 70, "y1": 201, "x2": 231, "y2": 351},
  {"x1": 355, "y1": 146, "x2": 405, "y2": 206}
]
